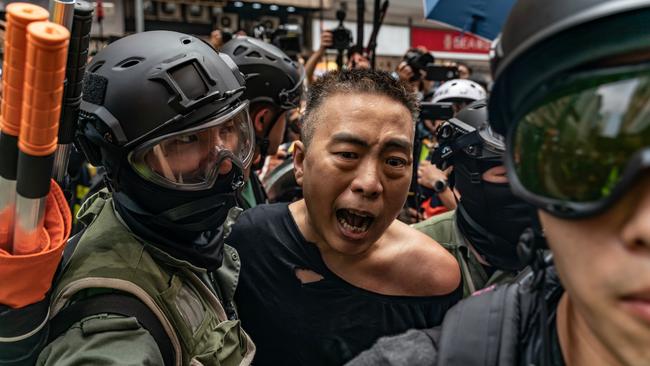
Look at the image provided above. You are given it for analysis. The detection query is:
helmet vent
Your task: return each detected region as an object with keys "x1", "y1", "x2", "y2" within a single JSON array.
[
  {"x1": 266, "y1": 55, "x2": 276, "y2": 61},
  {"x1": 248, "y1": 51, "x2": 263, "y2": 58},
  {"x1": 233, "y1": 46, "x2": 247, "y2": 56},
  {"x1": 115, "y1": 57, "x2": 144, "y2": 69},
  {"x1": 89, "y1": 61, "x2": 105, "y2": 73},
  {"x1": 181, "y1": 37, "x2": 192, "y2": 45}
]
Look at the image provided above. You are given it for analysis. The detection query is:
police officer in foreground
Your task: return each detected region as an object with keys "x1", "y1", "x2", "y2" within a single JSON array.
[
  {"x1": 347, "y1": 0, "x2": 650, "y2": 364},
  {"x1": 415, "y1": 100, "x2": 534, "y2": 297},
  {"x1": 221, "y1": 36, "x2": 304, "y2": 208},
  {"x1": 30, "y1": 31, "x2": 255, "y2": 365}
]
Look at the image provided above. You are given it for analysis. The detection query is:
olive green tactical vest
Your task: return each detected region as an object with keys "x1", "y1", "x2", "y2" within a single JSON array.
[
  {"x1": 413, "y1": 210, "x2": 514, "y2": 297},
  {"x1": 49, "y1": 191, "x2": 255, "y2": 366}
]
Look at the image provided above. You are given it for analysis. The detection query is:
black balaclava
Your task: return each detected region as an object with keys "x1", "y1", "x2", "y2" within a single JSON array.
[
  {"x1": 453, "y1": 154, "x2": 534, "y2": 271},
  {"x1": 110, "y1": 159, "x2": 244, "y2": 271}
]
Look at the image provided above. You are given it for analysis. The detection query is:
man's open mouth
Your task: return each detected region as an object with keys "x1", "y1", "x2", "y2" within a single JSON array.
[{"x1": 336, "y1": 209, "x2": 375, "y2": 234}]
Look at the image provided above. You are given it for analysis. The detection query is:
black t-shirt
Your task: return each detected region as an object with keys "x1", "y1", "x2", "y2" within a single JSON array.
[{"x1": 228, "y1": 203, "x2": 462, "y2": 366}]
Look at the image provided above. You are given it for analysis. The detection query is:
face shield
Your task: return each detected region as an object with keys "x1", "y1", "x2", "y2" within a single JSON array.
[{"x1": 128, "y1": 101, "x2": 254, "y2": 191}]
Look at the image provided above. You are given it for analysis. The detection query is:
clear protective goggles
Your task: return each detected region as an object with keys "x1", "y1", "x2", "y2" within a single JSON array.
[
  {"x1": 128, "y1": 101, "x2": 254, "y2": 191},
  {"x1": 507, "y1": 63, "x2": 650, "y2": 218}
]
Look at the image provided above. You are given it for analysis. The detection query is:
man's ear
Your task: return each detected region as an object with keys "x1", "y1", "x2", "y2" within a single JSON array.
[
  {"x1": 293, "y1": 141, "x2": 306, "y2": 187},
  {"x1": 252, "y1": 108, "x2": 271, "y2": 135}
]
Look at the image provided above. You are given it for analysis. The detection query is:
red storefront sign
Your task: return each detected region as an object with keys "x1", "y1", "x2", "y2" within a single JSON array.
[{"x1": 411, "y1": 27, "x2": 491, "y2": 54}]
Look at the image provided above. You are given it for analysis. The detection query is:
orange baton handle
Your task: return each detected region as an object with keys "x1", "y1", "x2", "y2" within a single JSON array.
[
  {"x1": 0, "y1": 3, "x2": 49, "y2": 137},
  {"x1": 19, "y1": 22, "x2": 70, "y2": 157}
]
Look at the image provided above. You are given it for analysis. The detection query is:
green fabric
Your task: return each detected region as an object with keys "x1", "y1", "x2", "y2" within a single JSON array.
[
  {"x1": 37, "y1": 314, "x2": 164, "y2": 366},
  {"x1": 46, "y1": 191, "x2": 253, "y2": 366},
  {"x1": 240, "y1": 181, "x2": 257, "y2": 209},
  {"x1": 413, "y1": 210, "x2": 515, "y2": 297}
]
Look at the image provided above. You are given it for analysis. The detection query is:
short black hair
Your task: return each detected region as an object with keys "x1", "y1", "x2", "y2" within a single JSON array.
[{"x1": 301, "y1": 69, "x2": 418, "y2": 149}]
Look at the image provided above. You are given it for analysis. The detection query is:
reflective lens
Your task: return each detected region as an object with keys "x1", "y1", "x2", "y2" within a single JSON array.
[
  {"x1": 512, "y1": 71, "x2": 650, "y2": 205},
  {"x1": 129, "y1": 103, "x2": 254, "y2": 191}
]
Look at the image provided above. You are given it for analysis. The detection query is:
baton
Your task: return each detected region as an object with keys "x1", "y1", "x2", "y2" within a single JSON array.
[
  {"x1": 13, "y1": 21, "x2": 70, "y2": 255},
  {"x1": 51, "y1": 0, "x2": 93, "y2": 185},
  {"x1": 0, "y1": 3, "x2": 49, "y2": 252}
]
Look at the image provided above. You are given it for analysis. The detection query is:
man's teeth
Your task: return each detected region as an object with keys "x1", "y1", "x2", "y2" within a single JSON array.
[{"x1": 338, "y1": 216, "x2": 370, "y2": 233}]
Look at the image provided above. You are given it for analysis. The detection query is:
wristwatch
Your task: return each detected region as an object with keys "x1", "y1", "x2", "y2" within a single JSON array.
[{"x1": 432, "y1": 178, "x2": 448, "y2": 193}]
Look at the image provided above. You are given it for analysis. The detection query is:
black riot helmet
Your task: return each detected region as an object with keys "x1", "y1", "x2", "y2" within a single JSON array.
[
  {"x1": 76, "y1": 31, "x2": 255, "y2": 270},
  {"x1": 221, "y1": 36, "x2": 305, "y2": 111},
  {"x1": 434, "y1": 100, "x2": 534, "y2": 271},
  {"x1": 489, "y1": 0, "x2": 650, "y2": 135},
  {"x1": 78, "y1": 31, "x2": 254, "y2": 188},
  {"x1": 489, "y1": 0, "x2": 650, "y2": 219}
]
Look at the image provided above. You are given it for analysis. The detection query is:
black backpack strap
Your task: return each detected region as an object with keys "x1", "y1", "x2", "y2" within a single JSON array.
[
  {"x1": 51, "y1": 226, "x2": 87, "y2": 285},
  {"x1": 63, "y1": 227, "x2": 85, "y2": 265},
  {"x1": 435, "y1": 283, "x2": 522, "y2": 366},
  {"x1": 48, "y1": 292, "x2": 174, "y2": 366}
]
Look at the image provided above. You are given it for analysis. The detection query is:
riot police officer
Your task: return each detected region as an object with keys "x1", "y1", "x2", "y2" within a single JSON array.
[
  {"x1": 221, "y1": 36, "x2": 304, "y2": 208},
  {"x1": 414, "y1": 100, "x2": 534, "y2": 297},
  {"x1": 3, "y1": 31, "x2": 257, "y2": 366}
]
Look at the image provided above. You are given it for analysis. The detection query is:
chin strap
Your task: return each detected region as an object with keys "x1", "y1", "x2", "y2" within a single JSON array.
[
  {"x1": 258, "y1": 138, "x2": 270, "y2": 161},
  {"x1": 255, "y1": 111, "x2": 283, "y2": 166}
]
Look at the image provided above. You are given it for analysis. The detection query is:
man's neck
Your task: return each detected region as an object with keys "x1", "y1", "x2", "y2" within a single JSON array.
[
  {"x1": 557, "y1": 293, "x2": 622, "y2": 366},
  {"x1": 288, "y1": 200, "x2": 376, "y2": 265},
  {"x1": 288, "y1": 200, "x2": 390, "y2": 289}
]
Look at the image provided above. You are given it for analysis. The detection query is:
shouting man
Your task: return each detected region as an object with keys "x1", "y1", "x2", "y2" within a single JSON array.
[{"x1": 227, "y1": 69, "x2": 461, "y2": 365}]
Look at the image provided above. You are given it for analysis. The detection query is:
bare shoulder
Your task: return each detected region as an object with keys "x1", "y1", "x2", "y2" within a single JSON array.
[{"x1": 382, "y1": 220, "x2": 461, "y2": 296}]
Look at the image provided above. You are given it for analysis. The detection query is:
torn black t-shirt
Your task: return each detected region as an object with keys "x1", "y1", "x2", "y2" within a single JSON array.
[{"x1": 228, "y1": 203, "x2": 462, "y2": 366}]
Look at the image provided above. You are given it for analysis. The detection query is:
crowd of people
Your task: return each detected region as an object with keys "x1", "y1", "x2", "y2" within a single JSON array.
[{"x1": 1, "y1": 0, "x2": 649, "y2": 365}]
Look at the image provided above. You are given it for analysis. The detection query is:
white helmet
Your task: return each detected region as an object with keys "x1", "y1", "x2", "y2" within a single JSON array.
[{"x1": 432, "y1": 79, "x2": 487, "y2": 103}]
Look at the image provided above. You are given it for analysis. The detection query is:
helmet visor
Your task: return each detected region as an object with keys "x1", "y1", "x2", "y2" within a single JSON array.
[
  {"x1": 129, "y1": 102, "x2": 254, "y2": 191},
  {"x1": 509, "y1": 65, "x2": 650, "y2": 217}
]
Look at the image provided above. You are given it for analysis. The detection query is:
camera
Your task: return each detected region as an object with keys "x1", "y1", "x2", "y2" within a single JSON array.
[
  {"x1": 420, "y1": 102, "x2": 454, "y2": 121},
  {"x1": 272, "y1": 24, "x2": 302, "y2": 59},
  {"x1": 429, "y1": 117, "x2": 480, "y2": 170},
  {"x1": 424, "y1": 65, "x2": 459, "y2": 81},
  {"x1": 328, "y1": 7, "x2": 353, "y2": 51},
  {"x1": 403, "y1": 49, "x2": 433, "y2": 82},
  {"x1": 403, "y1": 50, "x2": 460, "y2": 81}
]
